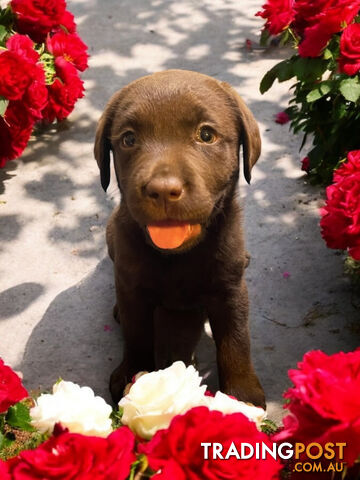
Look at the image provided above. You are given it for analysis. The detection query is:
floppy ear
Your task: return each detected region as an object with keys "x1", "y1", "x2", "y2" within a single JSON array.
[
  {"x1": 94, "y1": 110, "x2": 113, "y2": 192},
  {"x1": 220, "y1": 83, "x2": 261, "y2": 184}
]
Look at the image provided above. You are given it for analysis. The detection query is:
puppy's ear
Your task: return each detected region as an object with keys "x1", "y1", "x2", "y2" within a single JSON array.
[
  {"x1": 94, "y1": 110, "x2": 113, "y2": 192},
  {"x1": 220, "y1": 82, "x2": 261, "y2": 184}
]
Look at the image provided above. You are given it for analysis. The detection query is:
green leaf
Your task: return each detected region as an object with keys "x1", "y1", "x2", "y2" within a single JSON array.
[
  {"x1": 260, "y1": 28, "x2": 271, "y2": 47},
  {"x1": 6, "y1": 402, "x2": 35, "y2": 432},
  {"x1": 261, "y1": 419, "x2": 278, "y2": 435},
  {"x1": 279, "y1": 29, "x2": 290, "y2": 47},
  {"x1": 339, "y1": 77, "x2": 360, "y2": 102},
  {"x1": 323, "y1": 48, "x2": 333, "y2": 60},
  {"x1": 0, "y1": 25, "x2": 8, "y2": 44},
  {"x1": 260, "y1": 58, "x2": 296, "y2": 94},
  {"x1": 0, "y1": 5, "x2": 14, "y2": 27},
  {"x1": 277, "y1": 59, "x2": 295, "y2": 82},
  {"x1": 260, "y1": 67, "x2": 278, "y2": 94},
  {"x1": 110, "y1": 407, "x2": 123, "y2": 429},
  {"x1": 306, "y1": 82, "x2": 332, "y2": 102},
  {"x1": 0, "y1": 97, "x2": 9, "y2": 117},
  {"x1": 0, "y1": 413, "x2": 5, "y2": 431},
  {"x1": 299, "y1": 132, "x2": 308, "y2": 151},
  {"x1": 293, "y1": 57, "x2": 328, "y2": 82},
  {"x1": 0, "y1": 431, "x2": 15, "y2": 451},
  {"x1": 129, "y1": 454, "x2": 149, "y2": 480}
]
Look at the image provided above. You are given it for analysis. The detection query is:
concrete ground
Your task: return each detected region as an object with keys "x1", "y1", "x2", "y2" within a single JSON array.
[{"x1": 0, "y1": 0, "x2": 358, "y2": 423}]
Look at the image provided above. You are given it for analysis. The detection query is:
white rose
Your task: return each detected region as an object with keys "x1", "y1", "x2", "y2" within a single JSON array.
[
  {"x1": 30, "y1": 380, "x2": 113, "y2": 437},
  {"x1": 119, "y1": 361, "x2": 207, "y2": 439},
  {"x1": 205, "y1": 391, "x2": 266, "y2": 429}
]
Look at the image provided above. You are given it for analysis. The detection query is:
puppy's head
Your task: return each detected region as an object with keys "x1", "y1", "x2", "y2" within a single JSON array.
[{"x1": 95, "y1": 70, "x2": 261, "y2": 252}]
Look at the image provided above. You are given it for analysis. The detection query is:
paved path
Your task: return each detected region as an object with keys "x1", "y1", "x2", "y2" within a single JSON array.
[{"x1": 0, "y1": 0, "x2": 358, "y2": 423}]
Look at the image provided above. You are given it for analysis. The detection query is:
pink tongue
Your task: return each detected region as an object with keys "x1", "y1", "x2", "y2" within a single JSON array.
[{"x1": 147, "y1": 223, "x2": 201, "y2": 249}]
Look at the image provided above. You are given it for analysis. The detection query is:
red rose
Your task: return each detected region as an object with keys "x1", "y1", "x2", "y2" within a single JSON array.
[
  {"x1": 0, "y1": 40, "x2": 47, "y2": 115},
  {"x1": 58, "y1": 10, "x2": 76, "y2": 34},
  {"x1": 0, "y1": 41, "x2": 47, "y2": 135},
  {"x1": 293, "y1": 0, "x2": 331, "y2": 30},
  {"x1": 301, "y1": 156, "x2": 310, "y2": 172},
  {"x1": 42, "y1": 57, "x2": 84, "y2": 122},
  {"x1": 0, "y1": 358, "x2": 28, "y2": 413},
  {"x1": 10, "y1": 0, "x2": 67, "y2": 43},
  {"x1": 256, "y1": 0, "x2": 295, "y2": 35},
  {"x1": 0, "y1": 461, "x2": 11, "y2": 479},
  {"x1": 274, "y1": 111, "x2": 290, "y2": 124},
  {"x1": 23, "y1": 79, "x2": 48, "y2": 119},
  {"x1": 24, "y1": 58, "x2": 48, "y2": 119},
  {"x1": 4, "y1": 427, "x2": 136, "y2": 479},
  {"x1": 320, "y1": 150, "x2": 360, "y2": 260},
  {"x1": 334, "y1": 150, "x2": 360, "y2": 181},
  {"x1": 295, "y1": 0, "x2": 360, "y2": 57},
  {"x1": 0, "y1": 102, "x2": 35, "y2": 167},
  {"x1": 47, "y1": 31, "x2": 89, "y2": 72},
  {"x1": 298, "y1": 15, "x2": 341, "y2": 57},
  {"x1": 339, "y1": 23, "x2": 360, "y2": 75},
  {"x1": 0, "y1": 51, "x2": 32, "y2": 101},
  {"x1": 139, "y1": 407, "x2": 282, "y2": 479},
  {"x1": 274, "y1": 349, "x2": 360, "y2": 466},
  {"x1": 334, "y1": 150, "x2": 360, "y2": 182},
  {"x1": 6, "y1": 34, "x2": 38, "y2": 64}
]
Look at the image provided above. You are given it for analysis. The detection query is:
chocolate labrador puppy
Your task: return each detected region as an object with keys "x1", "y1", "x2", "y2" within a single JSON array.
[{"x1": 94, "y1": 69, "x2": 265, "y2": 408}]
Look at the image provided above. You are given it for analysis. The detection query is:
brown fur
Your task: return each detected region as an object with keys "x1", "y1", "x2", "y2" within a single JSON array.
[{"x1": 94, "y1": 70, "x2": 265, "y2": 407}]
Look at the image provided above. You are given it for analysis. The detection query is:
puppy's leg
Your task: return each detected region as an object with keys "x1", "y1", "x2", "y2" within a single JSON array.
[
  {"x1": 154, "y1": 307, "x2": 205, "y2": 369},
  {"x1": 110, "y1": 293, "x2": 155, "y2": 403},
  {"x1": 207, "y1": 279, "x2": 265, "y2": 408}
]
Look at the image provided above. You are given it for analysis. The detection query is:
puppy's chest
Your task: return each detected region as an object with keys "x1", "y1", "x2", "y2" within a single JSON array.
[{"x1": 140, "y1": 259, "x2": 213, "y2": 310}]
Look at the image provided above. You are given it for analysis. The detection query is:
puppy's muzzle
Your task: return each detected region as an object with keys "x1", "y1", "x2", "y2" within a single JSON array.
[{"x1": 143, "y1": 176, "x2": 184, "y2": 204}]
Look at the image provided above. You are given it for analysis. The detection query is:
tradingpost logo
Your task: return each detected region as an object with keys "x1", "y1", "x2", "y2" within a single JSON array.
[{"x1": 201, "y1": 441, "x2": 347, "y2": 473}]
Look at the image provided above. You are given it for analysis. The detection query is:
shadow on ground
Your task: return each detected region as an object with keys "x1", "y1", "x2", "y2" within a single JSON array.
[{"x1": 19, "y1": 256, "x2": 218, "y2": 403}]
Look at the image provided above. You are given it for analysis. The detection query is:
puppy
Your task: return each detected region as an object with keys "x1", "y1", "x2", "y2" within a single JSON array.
[{"x1": 94, "y1": 70, "x2": 265, "y2": 408}]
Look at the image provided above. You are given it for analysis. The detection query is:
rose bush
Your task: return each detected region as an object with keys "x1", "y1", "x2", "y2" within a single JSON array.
[
  {"x1": 257, "y1": 0, "x2": 360, "y2": 277},
  {"x1": 0, "y1": 0, "x2": 88, "y2": 167},
  {"x1": 274, "y1": 349, "x2": 360, "y2": 466},
  {"x1": 257, "y1": 1, "x2": 360, "y2": 185}
]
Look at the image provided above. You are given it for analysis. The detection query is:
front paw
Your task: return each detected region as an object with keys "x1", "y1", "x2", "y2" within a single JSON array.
[{"x1": 224, "y1": 373, "x2": 266, "y2": 409}]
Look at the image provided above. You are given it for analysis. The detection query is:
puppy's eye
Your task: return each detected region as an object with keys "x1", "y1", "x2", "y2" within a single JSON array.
[
  {"x1": 121, "y1": 131, "x2": 136, "y2": 148},
  {"x1": 197, "y1": 126, "x2": 216, "y2": 144}
]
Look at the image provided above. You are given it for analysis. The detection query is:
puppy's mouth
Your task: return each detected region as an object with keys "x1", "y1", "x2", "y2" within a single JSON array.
[{"x1": 146, "y1": 221, "x2": 202, "y2": 250}]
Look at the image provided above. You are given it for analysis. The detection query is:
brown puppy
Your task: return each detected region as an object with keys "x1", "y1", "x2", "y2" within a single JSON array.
[{"x1": 94, "y1": 70, "x2": 265, "y2": 408}]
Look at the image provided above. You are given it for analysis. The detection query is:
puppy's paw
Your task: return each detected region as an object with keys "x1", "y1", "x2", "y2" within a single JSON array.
[{"x1": 224, "y1": 373, "x2": 266, "y2": 410}]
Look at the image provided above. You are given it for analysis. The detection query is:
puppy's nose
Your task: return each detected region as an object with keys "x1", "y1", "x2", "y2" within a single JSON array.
[{"x1": 145, "y1": 177, "x2": 183, "y2": 202}]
